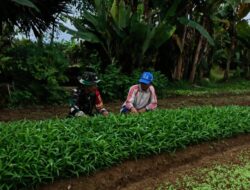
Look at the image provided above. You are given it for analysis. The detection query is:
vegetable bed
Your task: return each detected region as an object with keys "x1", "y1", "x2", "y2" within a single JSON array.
[{"x1": 0, "y1": 106, "x2": 249, "y2": 189}]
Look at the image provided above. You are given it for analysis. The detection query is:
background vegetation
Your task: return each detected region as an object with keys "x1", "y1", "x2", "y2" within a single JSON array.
[{"x1": 0, "y1": 0, "x2": 249, "y2": 106}]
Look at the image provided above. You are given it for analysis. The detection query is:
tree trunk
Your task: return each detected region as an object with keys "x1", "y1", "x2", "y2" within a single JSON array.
[
  {"x1": 197, "y1": 41, "x2": 209, "y2": 80},
  {"x1": 205, "y1": 45, "x2": 214, "y2": 78},
  {"x1": 224, "y1": 51, "x2": 231, "y2": 80},
  {"x1": 174, "y1": 26, "x2": 187, "y2": 80},
  {"x1": 155, "y1": 42, "x2": 176, "y2": 82},
  {"x1": 174, "y1": 56, "x2": 183, "y2": 80},
  {"x1": 189, "y1": 35, "x2": 203, "y2": 83},
  {"x1": 246, "y1": 50, "x2": 250, "y2": 78},
  {"x1": 122, "y1": 0, "x2": 139, "y2": 13},
  {"x1": 224, "y1": 36, "x2": 236, "y2": 80},
  {"x1": 130, "y1": 0, "x2": 138, "y2": 12},
  {"x1": 143, "y1": 0, "x2": 149, "y2": 20}
]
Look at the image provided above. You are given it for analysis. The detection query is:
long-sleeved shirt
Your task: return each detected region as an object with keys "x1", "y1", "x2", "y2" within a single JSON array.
[
  {"x1": 123, "y1": 84, "x2": 157, "y2": 111},
  {"x1": 70, "y1": 87, "x2": 106, "y2": 116}
]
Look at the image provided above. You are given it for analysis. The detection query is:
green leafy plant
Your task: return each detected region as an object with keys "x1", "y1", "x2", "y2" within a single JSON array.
[
  {"x1": 158, "y1": 154, "x2": 250, "y2": 190},
  {"x1": 98, "y1": 64, "x2": 169, "y2": 100},
  {"x1": 99, "y1": 64, "x2": 131, "y2": 100},
  {"x1": 61, "y1": 0, "x2": 177, "y2": 74},
  {"x1": 0, "y1": 106, "x2": 250, "y2": 189},
  {"x1": 0, "y1": 40, "x2": 69, "y2": 106}
]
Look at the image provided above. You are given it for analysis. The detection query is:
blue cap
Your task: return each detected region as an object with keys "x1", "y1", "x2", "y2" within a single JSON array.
[{"x1": 139, "y1": 72, "x2": 153, "y2": 85}]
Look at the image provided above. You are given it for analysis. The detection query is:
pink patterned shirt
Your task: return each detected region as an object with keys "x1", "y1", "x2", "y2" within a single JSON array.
[{"x1": 123, "y1": 84, "x2": 157, "y2": 110}]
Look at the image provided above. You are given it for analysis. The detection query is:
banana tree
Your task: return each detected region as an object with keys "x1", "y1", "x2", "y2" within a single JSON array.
[
  {"x1": 62, "y1": 0, "x2": 176, "y2": 73},
  {"x1": 170, "y1": 0, "x2": 248, "y2": 82},
  {"x1": 218, "y1": 0, "x2": 250, "y2": 80},
  {"x1": 236, "y1": 19, "x2": 250, "y2": 78},
  {"x1": 143, "y1": 0, "x2": 217, "y2": 82},
  {"x1": 174, "y1": 0, "x2": 223, "y2": 83}
]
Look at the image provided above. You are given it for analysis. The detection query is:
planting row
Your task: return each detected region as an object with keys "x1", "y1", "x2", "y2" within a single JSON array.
[
  {"x1": 0, "y1": 106, "x2": 250, "y2": 189},
  {"x1": 157, "y1": 152, "x2": 250, "y2": 189}
]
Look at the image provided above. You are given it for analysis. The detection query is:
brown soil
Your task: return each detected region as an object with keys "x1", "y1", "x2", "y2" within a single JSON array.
[
  {"x1": 1, "y1": 93, "x2": 250, "y2": 122},
  {"x1": 37, "y1": 134, "x2": 250, "y2": 190}
]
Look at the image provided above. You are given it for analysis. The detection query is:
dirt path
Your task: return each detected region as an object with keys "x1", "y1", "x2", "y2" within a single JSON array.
[
  {"x1": 37, "y1": 134, "x2": 250, "y2": 190},
  {"x1": 1, "y1": 94, "x2": 250, "y2": 122}
]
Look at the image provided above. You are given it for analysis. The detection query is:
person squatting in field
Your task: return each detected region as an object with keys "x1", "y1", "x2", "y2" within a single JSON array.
[
  {"x1": 120, "y1": 72, "x2": 157, "y2": 114},
  {"x1": 68, "y1": 69, "x2": 109, "y2": 117}
]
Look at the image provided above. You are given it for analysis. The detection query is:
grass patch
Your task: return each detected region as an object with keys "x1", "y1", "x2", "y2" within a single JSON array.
[{"x1": 166, "y1": 79, "x2": 250, "y2": 97}]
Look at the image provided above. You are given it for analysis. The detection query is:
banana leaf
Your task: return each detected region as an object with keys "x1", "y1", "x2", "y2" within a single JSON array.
[
  {"x1": 178, "y1": 17, "x2": 215, "y2": 46},
  {"x1": 12, "y1": 0, "x2": 39, "y2": 12}
]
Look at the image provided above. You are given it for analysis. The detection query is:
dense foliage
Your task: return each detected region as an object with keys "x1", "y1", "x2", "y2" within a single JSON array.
[
  {"x1": 0, "y1": 106, "x2": 249, "y2": 189},
  {"x1": 0, "y1": 40, "x2": 169, "y2": 106},
  {"x1": 0, "y1": 0, "x2": 250, "y2": 106},
  {"x1": 0, "y1": 40, "x2": 69, "y2": 105},
  {"x1": 99, "y1": 64, "x2": 169, "y2": 100},
  {"x1": 65, "y1": 0, "x2": 250, "y2": 82},
  {"x1": 0, "y1": 0, "x2": 71, "y2": 37}
]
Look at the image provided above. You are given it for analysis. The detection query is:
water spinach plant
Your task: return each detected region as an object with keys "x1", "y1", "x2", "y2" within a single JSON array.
[
  {"x1": 0, "y1": 106, "x2": 250, "y2": 189},
  {"x1": 157, "y1": 153, "x2": 250, "y2": 190}
]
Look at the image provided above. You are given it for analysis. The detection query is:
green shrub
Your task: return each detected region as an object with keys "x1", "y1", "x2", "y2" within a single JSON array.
[
  {"x1": 149, "y1": 70, "x2": 169, "y2": 98},
  {"x1": 99, "y1": 64, "x2": 169, "y2": 100},
  {"x1": 0, "y1": 40, "x2": 69, "y2": 106},
  {"x1": 99, "y1": 64, "x2": 131, "y2": 100}
]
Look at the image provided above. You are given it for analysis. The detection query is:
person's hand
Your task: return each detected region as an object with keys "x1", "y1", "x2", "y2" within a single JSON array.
[
  {"x1": 138, "y1": 108, "x2": 146, "y2": 113},
  {"x1": 102, "y1": 111, "x2": 109, "y2": 116},
  {"x1": 75, "y1": 111, "x2": 87, "y2": 117},
  {"x1": 130, "y1": 107, "x2": 138, "y2": 114}
]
